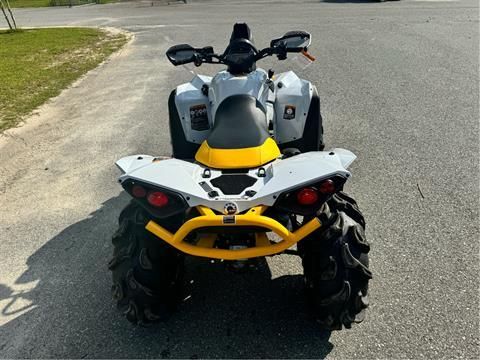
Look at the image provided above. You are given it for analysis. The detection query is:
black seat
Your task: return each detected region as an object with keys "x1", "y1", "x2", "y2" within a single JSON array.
[{"x1": 206, "y1": 95, "x2": 269, "y2": 149}]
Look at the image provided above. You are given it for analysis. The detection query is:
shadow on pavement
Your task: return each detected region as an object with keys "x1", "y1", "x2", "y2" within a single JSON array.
[{"x1": 0, "y1": 194, "x2": 333, "y2": 358}]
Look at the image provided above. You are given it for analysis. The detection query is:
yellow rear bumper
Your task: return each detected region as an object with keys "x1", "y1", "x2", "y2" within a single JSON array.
[{"x1": 145, "y1": 205, "x2": 321, "y2": 260}]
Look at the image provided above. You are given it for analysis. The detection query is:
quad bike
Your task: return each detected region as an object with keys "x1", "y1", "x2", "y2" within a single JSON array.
[{"x1": 109, "y1": 23, "x2": 371, "y2": 330}]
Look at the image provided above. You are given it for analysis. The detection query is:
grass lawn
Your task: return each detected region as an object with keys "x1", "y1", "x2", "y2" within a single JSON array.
[
  {"x1": 0, "y1": 28, "x2": 127, "y2": 131},
  {"x1": 7, "y1": 0, "x2": 51, "y2": 7}
]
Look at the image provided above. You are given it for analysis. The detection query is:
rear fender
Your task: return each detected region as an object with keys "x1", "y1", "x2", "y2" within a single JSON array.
[
  {"x1": 116, "y1": 155, "x2": 157, "y2": 174},
  {"x1": 116, "y1": 149, "x2": 356, "y2": 214}
]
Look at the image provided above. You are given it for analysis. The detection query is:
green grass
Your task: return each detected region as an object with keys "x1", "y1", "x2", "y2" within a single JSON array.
[
  {"x1": 0, "y1": 28, "x2": 127, "y2": 131},
  {"x1": 8, "y1": 0, "x2": 51, "y2": 8}
]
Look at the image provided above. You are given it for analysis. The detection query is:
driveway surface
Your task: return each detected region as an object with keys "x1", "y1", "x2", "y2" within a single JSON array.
[{"x1": 0, "y1": 0, "x2": 478, "y2": 358}]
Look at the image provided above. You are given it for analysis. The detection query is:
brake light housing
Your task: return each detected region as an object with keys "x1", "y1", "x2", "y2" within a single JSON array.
[
  {"x1": 132, "y1": 185, "x2": 147, "y2": 198},
  {"x1": 318, "y1": 179, "x2": 336, "y2": 194},
  {"x1": 147, "y1": 191, "x2": 169, "y2": 208},
  {"x1": 121, "y1": 180, "x2": 187, "y2": 218},
  {"x1": 296, "y1": 188, "x2": 318, "y2": 205},
  {"x1": 273, "y1": 175, "x2": 346, "y2": 215}
]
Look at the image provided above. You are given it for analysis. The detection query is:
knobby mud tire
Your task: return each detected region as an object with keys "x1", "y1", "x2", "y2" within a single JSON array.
[
  {"x1": 108, "y1": 201, "x2": 185, "y2": 325},
  {"x1": 299, "y1": 195, "x2": 372, "y2": 330}
]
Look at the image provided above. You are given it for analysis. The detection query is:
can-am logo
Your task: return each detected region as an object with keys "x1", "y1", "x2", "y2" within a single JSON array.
[
  {"x1": 283, "y1": 105, "x2": 296, "y2": 120},
  {"x1": 223, "y1": 202, "x2": 237, "y2": 215}
]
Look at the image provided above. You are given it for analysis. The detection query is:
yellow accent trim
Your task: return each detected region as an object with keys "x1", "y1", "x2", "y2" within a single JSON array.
[
  {"x1": 194, "y1": 138, "x2": 281, "y2": 169},
  {"x1": 147, "y1": 224, "x2": 174, "y2": 243},
  {"x1": 248, "y1": 205, "x2": 269, "y2": 215},
  {"x1": 196, "y1": 234, "x2": 217, "y2": 248},
  {"x1": 197, "y1": 206, "x2": 215, "y2": 216},
  {"x1": 255, "y1": 233, "x2": 271, "y2": 247},
  {"x1": 145, "y1": 206, "x2": 321, "y2": 260}
]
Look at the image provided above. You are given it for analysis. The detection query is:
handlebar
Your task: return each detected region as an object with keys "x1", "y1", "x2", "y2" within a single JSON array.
[
  {"x1": 191, "y1": 44, "x2": 306, "y2": 68},
  {"x1": 166, "y1": 28, "x2": 312, "y2": 71}
]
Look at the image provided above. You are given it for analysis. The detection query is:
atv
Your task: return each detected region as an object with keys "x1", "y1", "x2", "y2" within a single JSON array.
[{"x1": 109, "y1": 23, "x2": 371, "y2": 330}]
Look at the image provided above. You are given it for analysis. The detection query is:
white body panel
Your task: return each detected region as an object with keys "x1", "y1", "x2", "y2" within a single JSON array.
[
  {"x1": 208, "y1": 69, "x2": 270, "y2": 119},
  {"x1": 116, "y1": 149, "x2": 356, "y2": 214},
  {"x1": 273, "y1": 71, "x2": 314, "y2": 143},
  {"x1": 174, "y1": 74, "x2": 212, "y2": 144},
  {"x1": 174, "y1": 69, "x2": 313, "y2": 145}
]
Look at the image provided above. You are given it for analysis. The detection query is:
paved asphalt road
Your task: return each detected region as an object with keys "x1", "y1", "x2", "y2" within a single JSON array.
[{"x1": 0, "y1": 0, "x2": 478, "y2": 358}]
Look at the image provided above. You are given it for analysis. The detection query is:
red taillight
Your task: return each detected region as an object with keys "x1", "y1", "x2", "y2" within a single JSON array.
[
  {"x1": 132, "y1": 185, "x2": 147, "y2": 198},
  {"x1": 147, "y1": 191, "x2": 169, "y2": 208},
  {"x1": 318, "y1": 179, "x2": 336, "y2": 194},
  {"x1": 297, "y1": 188, "x2": 318, "y2": 205}
]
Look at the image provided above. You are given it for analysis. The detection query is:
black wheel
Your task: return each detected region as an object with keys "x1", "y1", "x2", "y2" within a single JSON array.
[
  {"x1": 108, "y1": 201, "x2": 185, "y2": 325},
  {"x1": 298, "y1": 194, "x2": 372, "y2": 330},
  {"x1": 328, "y1": 191, "x2": 366, "y2": 229}
]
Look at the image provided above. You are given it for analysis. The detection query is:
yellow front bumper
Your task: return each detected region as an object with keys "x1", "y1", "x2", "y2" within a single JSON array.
[{"x1": 145, "y1": 205, "x2": 322, "y2": 260}]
